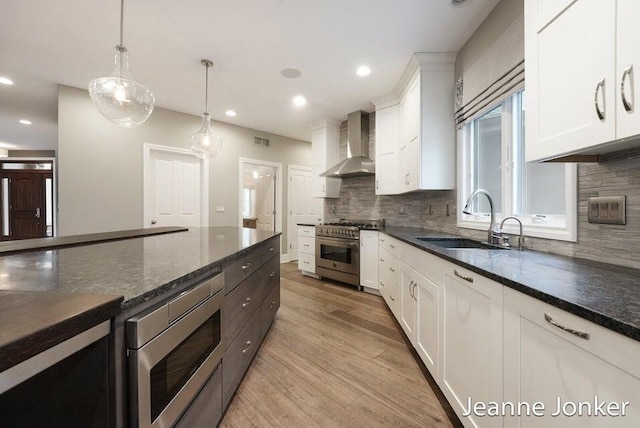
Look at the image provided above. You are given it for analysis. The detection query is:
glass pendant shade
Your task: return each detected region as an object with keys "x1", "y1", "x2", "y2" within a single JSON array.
[
  {"x1": 88, "y1": 46, "x2": 155, "y2": 128},
  {"x1": 190, "y1": 113, "x2": 223, "y2": 157}
]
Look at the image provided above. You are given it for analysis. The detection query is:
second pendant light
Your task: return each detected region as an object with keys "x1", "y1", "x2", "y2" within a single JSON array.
[{"x1": 190, "y1": 59, "x2": 223, "y2": 158}]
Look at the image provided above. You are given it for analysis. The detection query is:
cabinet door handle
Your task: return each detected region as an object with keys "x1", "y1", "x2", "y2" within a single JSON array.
[
  {"x1": 595, "y1": 78, "x2": 606, "y2": 120},
  {"x1": 412, "y1": 282, "x2": 417, "y2": 301},
  {"x1": 544, "y1": 313, "x2": 590, "y2": 340},
  {"x1": 269, "y1": 301, "x2": 276, "y2": 309},
  {"x1": 389, "y1": 295, "x2": 395, "y2": 302},
  {"x1": 389, "y1": 267, "x2": 395, "y2": 272},
  {"x1": 269, "y1": 271, "x2": 276, "y2": 277},
  {"x1": 242, "y1": 297, "x2": 252, "y2": 308},
  {"x1": 379, "y1": 257, "x2": 385, "y2": 262},
  {"x1": 408, "y1": 280, "x2": 414, "y2": 298},
  {"x1": 379, "y1": 281, "x2": 385, "y2": 288},
  {"x1": 242, "y1": 340, "x2": 252, "y2": 355},
  {"x1": 269, "y1": 246, "x2": 275, "y2": 251},
  {"x1": 621, "y1": 65, "x2": 634, "y2": 112},
  {"x1": 323, "y1": 184, "x2": 325, "y2": 193},
  {"x1": 376, "y1": 180, "x2": 379, "y2": 190},
  {"x1": 389, "y1": 244, "x2": 395, "y2": 249},
  {"x1": 453, "y1": 269, "x2": 474, "y2": 283},
  {"x1": 242, "y1": 263, "x2": 251, "y2": 271}
]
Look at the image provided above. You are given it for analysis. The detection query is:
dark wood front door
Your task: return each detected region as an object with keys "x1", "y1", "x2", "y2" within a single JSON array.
[
  {"x1": 9, "y1": 173, "x2": 45, "y2": 240},
  {"x1": 0, "y1": 160, "x2": 54, "y2": 241}
]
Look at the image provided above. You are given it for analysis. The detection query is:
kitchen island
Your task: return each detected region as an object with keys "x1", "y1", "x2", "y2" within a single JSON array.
[{"x1": 0, "y1": 226, "x2": 281, "y2": 427}]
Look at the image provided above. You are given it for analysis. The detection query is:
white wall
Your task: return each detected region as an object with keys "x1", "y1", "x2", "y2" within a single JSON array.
[{"x1": 57, "y1": 85, "x2": 312, "y2": 252}]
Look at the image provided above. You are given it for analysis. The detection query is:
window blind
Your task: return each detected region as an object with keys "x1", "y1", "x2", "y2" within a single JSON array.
[{"x1": 455, "y1": 12, "x2": 524, "y2": 128}]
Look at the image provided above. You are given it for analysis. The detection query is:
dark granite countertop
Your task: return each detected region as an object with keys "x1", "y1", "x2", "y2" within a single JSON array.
[
  {"x1": 0, "y1": 227, "x2": 279, "y2": 371},
  {"x1": 383, "y1": 226, "x2": 640, "y2": 342},
  {"x1": 0, "y1": 227, "x2": 280, "y2": 310}
]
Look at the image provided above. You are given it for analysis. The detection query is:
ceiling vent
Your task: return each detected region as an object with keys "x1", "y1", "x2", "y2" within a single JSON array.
[{"x1": 254, "y1": 136, "x2": 270, "y2": 148}]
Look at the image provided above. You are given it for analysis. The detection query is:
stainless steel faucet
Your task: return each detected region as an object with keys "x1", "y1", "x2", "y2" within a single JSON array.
[
  {"x1": 500, "y1": 216, "x2": 525, "y2": 250},
  {"x1": 462, "y1": 189, "x2": 501, "y2": 245}
]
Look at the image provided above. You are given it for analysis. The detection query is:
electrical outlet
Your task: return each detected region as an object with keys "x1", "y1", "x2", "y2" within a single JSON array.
[
  {"x1": 399, "y1": 205, "x2": 406, "y2": 215},
  {"x1": 588, "y1": 196, "x2": 625, "y2": 225},
  {"x1": 216, "y1": 205, "x2": 225, "y2": 213}
]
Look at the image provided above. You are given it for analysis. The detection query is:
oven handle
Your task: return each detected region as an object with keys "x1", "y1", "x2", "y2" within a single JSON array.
[{"x1": 317, "y1": 236, "x2": 360, "y2": 248}]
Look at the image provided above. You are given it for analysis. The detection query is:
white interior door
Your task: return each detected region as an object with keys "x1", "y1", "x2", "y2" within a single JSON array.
[
  {"x1": 256, "y1": 169, "x2": 275, "y2": 231},
  {"x1": 145, "y1": 147, "x2": 204, "y2": 228},
  {"x1": 288, "y1": 165, "x2": 322, "y2": 259}
]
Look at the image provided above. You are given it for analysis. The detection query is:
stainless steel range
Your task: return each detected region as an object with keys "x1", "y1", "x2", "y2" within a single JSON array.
[{"x1": 316, "y1": 219, "x2": 384, "y2": 289}]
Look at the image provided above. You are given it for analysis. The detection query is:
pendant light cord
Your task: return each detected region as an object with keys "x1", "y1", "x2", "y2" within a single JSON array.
[
  {"x1": 119, "y1": 0, "x2": 124, "y2": 47},
  {"x1": 205, "y1": 63, "x2": 209, "y2": 114}
]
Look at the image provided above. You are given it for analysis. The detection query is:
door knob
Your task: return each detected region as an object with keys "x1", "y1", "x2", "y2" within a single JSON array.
[{"x1": 151, "y1": 220, "x2": 157, "y2": 225}]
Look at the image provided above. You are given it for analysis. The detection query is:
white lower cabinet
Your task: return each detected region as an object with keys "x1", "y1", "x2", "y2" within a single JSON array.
[
  {"x1": 359, "y1": 230, "x2": 379, "y2": 291},
  {"x1": 441, "y1": 266, "x2": 504, "y2": 428},
  {"x1": 378, "y1": 233, "x2": 640, "y2": 428},
  {"x1": 297, "y1": 226, "x2": 316, "y2": 276},
  {"x1": 399, "y1": 260, "x2": 417, "y2": 340},
  {"x1": 414, "y1": 270, "x2": 439, "y2": 377},
  {"x1": 503, "y1": 287, "x2": 640, "y2": 428}
]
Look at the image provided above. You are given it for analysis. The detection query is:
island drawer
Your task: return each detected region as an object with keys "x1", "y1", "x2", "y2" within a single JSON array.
[
  {"x1": 261, "y1": 281, "x2": 280, "y2": 339},
  {"x1": 222, "y1": 308, "x2": 261, "y2": 409},
  {"x1": 222, "y1": 255, "x2": 279, "y2": 347},
  {"x1": 224, "y1": 237, "x2": 280, "y2": 294}
]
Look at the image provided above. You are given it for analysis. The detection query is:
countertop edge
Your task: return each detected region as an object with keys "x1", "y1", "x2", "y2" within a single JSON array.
[
  {"x1": 0, "y1": 293, "x2": 123, "y2": 372},
  {"x1": 381, "y1": 228, "x2": 640, "y2": 342}
]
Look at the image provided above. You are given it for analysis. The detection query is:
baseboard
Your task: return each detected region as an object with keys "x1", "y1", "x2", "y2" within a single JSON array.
[{"x1": 280, "y1": 253, "x2": 293, "y2": 263}]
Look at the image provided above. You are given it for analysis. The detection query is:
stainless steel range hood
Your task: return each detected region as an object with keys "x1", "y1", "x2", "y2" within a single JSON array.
[{"x1": 320, "y1": 111, "x2": 374, "y2": 178}]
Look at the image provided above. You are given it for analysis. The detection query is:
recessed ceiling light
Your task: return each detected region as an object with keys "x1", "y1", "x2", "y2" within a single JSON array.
[
  {"x1": 225, "y1": 110, "x2": 237, "y2": 117},
  {"x1": 292, "y1": 95, "x2": 307, "y2": 107},
  {"x1": 19, "y1": 119, "x2": 32, "y2": 125},
  {"x1": 356, "y1": 65, "x2": 371, "y2": 77},
  {"x1": 0, "y1": 77, "x2": 14, "y2": 85},
  {"x1": 281, "y1": 68, "x2": 302, "y2": 79}
]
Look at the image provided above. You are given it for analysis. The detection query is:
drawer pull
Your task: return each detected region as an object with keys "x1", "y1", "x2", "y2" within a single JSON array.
[
  {"x1": 389, "y1": 295, "x2": 395, "y2": 302},
  {"x1": 303, "y1": 261, "x2": 309, "y2": 265},
  {"x1": 242, "y1": 340, "x2": 252, "y2": 355},
  {"x1": 269, "y1": 301, "x2": 276, "y2": 309},
  {"x1": 379, "y1": 281, "x2": 385, "y2": 287},
  {"x1": 390, "y1": 244, "x2": 395, "y2": 249},
  {"x1": 379, "y1": 257, "x2": 384, "y2": 262},
  {"x1": 389, "y1": 267, "x2": 395, "y2": 272},
  {"x1": 242, "y1": 297, "x2": 252, "y2": 308},
  {"x1": 303, "y1": 244, "x2": 310, "y2": 247},
  {"x1": 454, "y1": 269, "x2": 473, "y2": 283},
  {"x1": 242, "y1": 263, "x2": 251, "y2": 271},
  {"x1": 544, "y1": 313, "x2": 590, "y2": 340},
  {"x1": 270, "y1": 247, "x2": 275, "y2": 251},
  {"x1": 270, "y1": 271, "x2": 276, "y2": 277}
]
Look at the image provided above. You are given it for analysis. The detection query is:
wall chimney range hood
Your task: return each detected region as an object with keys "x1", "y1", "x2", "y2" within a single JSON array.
[{"x1": 321, "y1": 111, "x2": 374, "y2": 178}]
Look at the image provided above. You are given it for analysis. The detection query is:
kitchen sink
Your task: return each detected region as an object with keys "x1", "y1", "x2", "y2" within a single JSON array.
[{"x1": 415, "y1": 237, "x2": 507, "y2": 250}]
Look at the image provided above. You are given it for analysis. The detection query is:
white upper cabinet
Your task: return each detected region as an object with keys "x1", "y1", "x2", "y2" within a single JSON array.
[
  {"x1": 372, "y1": 53, "x2": 455, "y2": 194},
  {"x1": 616, "y1": 0, "x2": 640, "y2": 140},
  {"x1": 374, "y1": 104, "x2": 399, "y2": 195},
  {"x1": 311, "y1": 120, "x2": 341, "y2": 198},
  {"x1": 525, "y1": 0, "x2": 640, "y2": 161}
]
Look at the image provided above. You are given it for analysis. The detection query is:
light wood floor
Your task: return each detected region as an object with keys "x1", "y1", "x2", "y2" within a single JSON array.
[{"x1": 220, "y1": 262, "x2": 458, "y2": 428}]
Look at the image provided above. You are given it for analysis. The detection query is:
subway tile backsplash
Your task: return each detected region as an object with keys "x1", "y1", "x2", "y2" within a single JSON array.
[{"x1": 325, "y1": 112, "x2": 640, "y2": 270}]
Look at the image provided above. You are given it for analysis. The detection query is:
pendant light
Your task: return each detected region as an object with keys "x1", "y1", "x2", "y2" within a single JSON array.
[
  {"x1": 190, "y1": 59, "x2": 223, "y2": 157},
  {"x1": 88, "y1": 0, "x2": 155, "y2": 128}
]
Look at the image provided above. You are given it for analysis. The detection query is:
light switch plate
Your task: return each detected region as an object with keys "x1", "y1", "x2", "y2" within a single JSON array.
[{"x1": 588, "y1": 196, "x2": 626, "y2": 225}]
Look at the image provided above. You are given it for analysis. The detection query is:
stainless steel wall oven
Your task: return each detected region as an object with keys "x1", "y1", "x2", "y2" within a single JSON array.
[{"x1": 127, "y1": 272, "x2": 224, "y2": 428}]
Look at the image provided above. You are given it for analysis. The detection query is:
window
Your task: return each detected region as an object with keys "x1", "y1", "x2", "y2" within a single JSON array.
[{"x1": 458, "y1": 91, "x2": 577, "y2": 241}]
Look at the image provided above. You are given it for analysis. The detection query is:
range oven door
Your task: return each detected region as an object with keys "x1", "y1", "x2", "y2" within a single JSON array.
[
  {"x1": 316, "y1": 236, "x2": 360, "y2": 277},
  {"x1": 128, "y1": 278, "x2": 224, "y2": 428}
]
